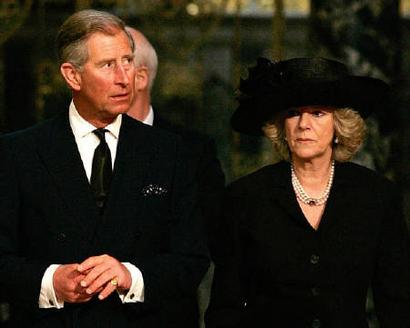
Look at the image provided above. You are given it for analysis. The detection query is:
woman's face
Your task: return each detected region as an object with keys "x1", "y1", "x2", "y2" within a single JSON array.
[{"x1": 284, "y1": 105, "x2": 335, "y2": 162}]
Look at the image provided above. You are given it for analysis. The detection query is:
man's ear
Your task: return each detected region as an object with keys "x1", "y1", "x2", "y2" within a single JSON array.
[
  {"x1": 60, "y1": 63, "x2": 82, "y2": 91},
  {"x1": 135, "y1": 66, "x2": 149, "y2": 91}
]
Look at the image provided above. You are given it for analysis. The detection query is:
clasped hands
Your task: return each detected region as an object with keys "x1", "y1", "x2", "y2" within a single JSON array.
[{"x1": 53, "y1": 254, "x2": 132, "y2": 304}]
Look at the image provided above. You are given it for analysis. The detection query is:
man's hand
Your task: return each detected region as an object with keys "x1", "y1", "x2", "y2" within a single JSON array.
[
  {"x1": 77, "y1": 254, "x2": 132, "y2": 300},
  {"x1": 53, "y1": 264, "x2": 94, "y2": 303}
]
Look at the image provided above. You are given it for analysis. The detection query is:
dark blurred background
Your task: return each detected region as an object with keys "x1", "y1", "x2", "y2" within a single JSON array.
[{"x1": 1, "y1": 1, "x2": 410, "y2": 326}]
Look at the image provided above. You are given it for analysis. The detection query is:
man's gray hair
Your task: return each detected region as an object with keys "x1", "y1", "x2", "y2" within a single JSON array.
[{"x1": 57, "y1": 9, "x2": 134, "y2": 69}]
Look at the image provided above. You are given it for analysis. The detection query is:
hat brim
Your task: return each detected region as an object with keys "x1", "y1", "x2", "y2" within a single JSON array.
[{"x1": 231, "y1": 76, "x2": 390, "y2": 136}]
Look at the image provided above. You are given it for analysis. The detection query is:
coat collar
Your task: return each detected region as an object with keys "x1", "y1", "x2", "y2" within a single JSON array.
[
  {"x1": 35, "y1": 113, "x2": 158, "y2": 253},
  {"x1": 87, "y1": 115, "x2": 158, "y2": 251},
  {"x1": 35, "y1": 112, "x2": 99, "y2": 248},
  {"x1": 103, "y1": 114, "x2": 156, "y2": 217},
  {"x1": 265, "y1": 161, "x2": 309, "y2": 229},
  {"x1": 263, "y1": 161, "x2": 357, "y2": 232}
]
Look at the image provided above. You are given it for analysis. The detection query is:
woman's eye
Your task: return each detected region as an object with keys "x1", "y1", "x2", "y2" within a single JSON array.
[
  {"x1": 312, "y1": 111, "x2": 324, "y2": 117},
  {"x1": 286, "y1": 109, "x2": 300, "y2": 117}
]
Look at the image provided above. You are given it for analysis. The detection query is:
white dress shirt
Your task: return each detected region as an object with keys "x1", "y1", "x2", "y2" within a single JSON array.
[
  {"x1": 142, "y1": 106, "x2": 154, "y2": 126},
  {"x1": 39, "y1": 101, "x2": 144, "y2": 308}
]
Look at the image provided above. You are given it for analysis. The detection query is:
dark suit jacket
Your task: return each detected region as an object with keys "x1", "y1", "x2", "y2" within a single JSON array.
[
  {"x1": 0, "y1": 113, "x2": 209, "y2": 327},
  {"x1": 153, "y1": 117, "x2": 225, "y2": 328},
  {"x1": 154, "y1": 117, "x2": 225, "y2": 243},
  {"x1": 206, "y1": 161, "x2": 410, "y2": 328}
]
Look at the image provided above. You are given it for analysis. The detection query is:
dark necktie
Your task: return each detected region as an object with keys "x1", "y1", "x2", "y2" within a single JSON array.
[{"x1": 90, "y1": 128, "x2": 112, "y2": 211}]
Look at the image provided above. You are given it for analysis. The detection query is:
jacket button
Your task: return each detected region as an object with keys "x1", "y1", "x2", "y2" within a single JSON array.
[
  {"x1": 134, "y1": 231, "x2": 141, "y2": 239},
  {"x1": 57, "y1": 232, "x2": 66, "y2": 242},
  {"x1": 310, "y1": 254, "x2": 320, "y2": 265},
  {"x1": 312, "y1": 318, "x2": 321, "y2": 328},
  {"x1": 311, "y1": 287, "x2": 319, "y2": 296}
]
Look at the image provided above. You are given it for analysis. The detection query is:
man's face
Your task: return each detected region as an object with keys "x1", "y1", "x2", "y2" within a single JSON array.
[{"x1": 75, "y1": 30, "x2": 135, "y2": 126}]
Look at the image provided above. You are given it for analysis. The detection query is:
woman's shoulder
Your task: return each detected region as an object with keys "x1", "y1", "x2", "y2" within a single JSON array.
[
  {"x1": 227, "y1": 161, "x2": 289, "y2": 197},
  {"x1": 336, "y1": 161, "x2": 396, "y2": 192},
  {"x1": 337, "y1": 161, "x2": 391, "y2": 181}
]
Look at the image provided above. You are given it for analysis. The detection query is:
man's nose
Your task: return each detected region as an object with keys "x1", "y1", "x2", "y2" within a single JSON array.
[{"x1": 114, "y1": 64, "x2": 130, "y2": 86}]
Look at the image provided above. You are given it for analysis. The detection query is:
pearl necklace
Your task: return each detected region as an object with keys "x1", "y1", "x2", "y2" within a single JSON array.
[{"x1": 291, "y1": 160, "x2": 335, "y2": 206}]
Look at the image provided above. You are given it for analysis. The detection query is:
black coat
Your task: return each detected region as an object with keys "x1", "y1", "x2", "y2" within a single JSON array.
[
  {"x1": 206, "y1": 161, "x2": 410, "y2": 328},
  {"x1": 153, "y1": 117, "x2": 225, "y2": 328},
  {"x1": 0, "y1": 113, "x2": 209, "y2": 327}
]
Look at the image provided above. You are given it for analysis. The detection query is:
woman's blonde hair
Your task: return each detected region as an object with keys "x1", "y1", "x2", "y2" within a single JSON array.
[{"x1": 262, "y1": 107, "x2": 367, "y2": 162}]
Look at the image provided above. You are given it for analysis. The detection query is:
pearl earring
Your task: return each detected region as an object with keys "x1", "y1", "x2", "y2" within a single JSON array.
[{"x1": 334, "y1": 137, "x2": 339, "y2": 144}]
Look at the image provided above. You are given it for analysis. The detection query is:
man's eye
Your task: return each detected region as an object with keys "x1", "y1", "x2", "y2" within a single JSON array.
[
  {"x1": 122, "y1": 58, "x2": 133, "y2": 66},
  {"x1": 103, "y1": 62, "x2": 114, "y2": 68}
]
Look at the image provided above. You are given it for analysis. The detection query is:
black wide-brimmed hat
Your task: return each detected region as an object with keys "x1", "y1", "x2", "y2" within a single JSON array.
[{"x1": 231, "y1": 57, "x2": 390, "y2": 135}]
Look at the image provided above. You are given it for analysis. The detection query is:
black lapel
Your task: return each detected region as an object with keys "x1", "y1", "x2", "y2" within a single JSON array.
[
  {"x1": 107, "y1": 115, "x2": 156, "y2": 210},
  {"x1": 318, "y1": 162, "x2": 357, "y2": 233},
  {"x1": 267, "y1": 161, "x2": 311, "y2": 229},
  {"x1": 35, "y1": 113, "x2": 100, "y2": 240},
  {"x1": 266, "y1": 161, "x2": 358, "y2": 232},
  {"x1": 89, "y1": 115, "x2": 157, "y2": 250}
]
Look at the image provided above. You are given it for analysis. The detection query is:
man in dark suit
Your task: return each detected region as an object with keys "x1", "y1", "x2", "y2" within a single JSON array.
[
  {"x1": 126, "y1": 28, "x2": 225, "y2": 327},
  {"x1": 0, "y1": 10, "x2": 209, "y2": 327}
]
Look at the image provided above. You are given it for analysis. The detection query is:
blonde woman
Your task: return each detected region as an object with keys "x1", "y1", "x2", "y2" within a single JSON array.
[{"x1": 206, "y1": 57, "x2": 410, "y2": 328}]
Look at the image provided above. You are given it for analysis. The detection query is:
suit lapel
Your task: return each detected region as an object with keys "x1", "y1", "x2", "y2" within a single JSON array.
[
  {"x1": 35, "y1": 113, "x2": 100, "y2": 241},
  {"x1": 268, "y1": 162, "x2": 311, "y2": 229},
  {"x1": 35, "y1": 114, "x2": 158, "y2": 255},
  {"x1": 318, "y1": 162, "x2": 357, "y2": 233},
  {"x1": 266, "y1": 162, "x2": 360, "y2": 232},
  {"x1": 90, "y1": 116, "x2": 157, "y2": 250},
  {"x1": 107, "y1": 115, "x2": 155, "y2": 212}
]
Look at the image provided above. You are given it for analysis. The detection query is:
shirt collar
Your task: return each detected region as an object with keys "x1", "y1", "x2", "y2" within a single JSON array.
[
  {"x1": 142, "y1": 106, "x2": 154, "y2": 126},
  {"x1": 69, "y1": 100, "x2": 122, "y2": 139}
]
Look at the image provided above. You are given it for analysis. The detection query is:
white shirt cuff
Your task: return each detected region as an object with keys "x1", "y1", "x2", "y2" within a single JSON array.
[
  {"x1": 39, "y1": 264, "x2": 64, "y2": 309},
  {"x1": 118, "y1": 262, "x2": 144, "y2": 303}
]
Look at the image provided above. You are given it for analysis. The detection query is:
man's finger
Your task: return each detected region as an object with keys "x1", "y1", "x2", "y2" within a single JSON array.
[
  {"x1": 80, "y1": 262, "x2": 110, "y2": 288},
  {"x1": 85, "y1": 270, "x2": 116, "y2": 295},
  {"x1": 97, "y1": 281, "x2": 117, "y2": 300},
  {"x1": 77, "y1": 254, "x2": 109, "y2": 272}
]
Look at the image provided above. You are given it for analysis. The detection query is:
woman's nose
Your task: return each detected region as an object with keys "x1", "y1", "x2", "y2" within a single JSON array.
[{"x1": 298, "y1": 112, "x2": 311, "y2": 129}]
